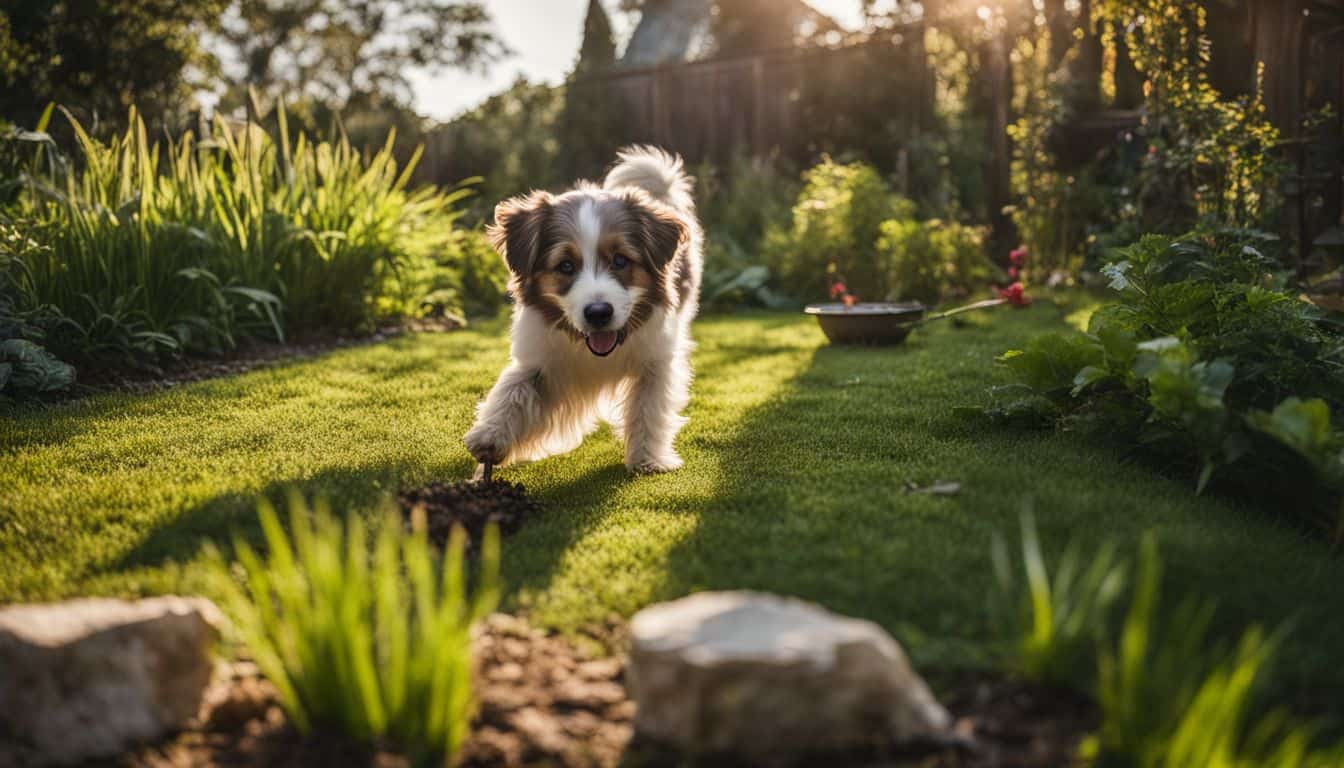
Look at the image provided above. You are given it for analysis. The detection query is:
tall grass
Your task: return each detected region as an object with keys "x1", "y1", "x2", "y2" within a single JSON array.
[
  {"x1": 209, "y1": 496, "x2": 498, "y2": 764},
  {"x1": 2, "y1": 105, "x2": 473, "y2": 363},
  {"x1": 991, "y1": 512, "x2": 1127, "y2": 686},
  {"x1": 1083, "y1": 536, "x2": 1344, "y2": 768},
  {"x1": 995, "y1": 518, "x2": 1344, "y2": 766}
]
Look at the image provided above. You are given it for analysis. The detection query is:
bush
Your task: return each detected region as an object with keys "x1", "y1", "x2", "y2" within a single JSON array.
[
  {"x1": 3, "y1": 106, "x2": 480, "y2": 367},
  {"x1": 765, "y1": 158, "x2": 994, "y2": 304},
  {"x1": 391, "y1": 228, "x2": 511, "y2": 323},
  {"x1": 765, "y1": 158, "x2": 897, "y2": 300},
  {"x1": 209, "y1": 496, "x2": 499, "y2": 763},
  {"x1": 975, "y1": 228, "x2": 1344, "y2": 537},
  {"x1": 877, "y1": 210, "x2": 992, "y2": 305}
]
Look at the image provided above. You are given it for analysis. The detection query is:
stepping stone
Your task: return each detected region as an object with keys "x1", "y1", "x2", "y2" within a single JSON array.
[
  {"x1": 628, "y1": 591, "x2": 951, "y2": 757},
  {"x1": 0, "y1": 596, "x2": 222, "y2": 766}
]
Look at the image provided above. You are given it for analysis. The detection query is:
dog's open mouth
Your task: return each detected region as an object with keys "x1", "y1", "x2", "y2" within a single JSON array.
[{"x1": 584, "y1": 329, "x2": 625, "y2": 357}]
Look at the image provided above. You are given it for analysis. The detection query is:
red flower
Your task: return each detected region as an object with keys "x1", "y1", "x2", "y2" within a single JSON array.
[
  {"x1": 1008, "y1": 266, "x2": 1019, "y2": 279},
  {"x1": 1009, "y1": 247, "x2": 1027, "y2": 267},
  {"x1": 999, "y1": 282, "x2": 1031, "y2": 307},
  {"x1": 830, "y1": 281, "x2": 848, "y2": 299}
]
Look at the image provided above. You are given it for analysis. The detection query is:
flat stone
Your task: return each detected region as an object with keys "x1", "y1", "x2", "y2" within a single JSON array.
[
  {"x1": 627, "y1": 591, "x2": 951, "y2": 756},
  {"x1": 0, "y1": 596, "x2": 222, "y2": 766}
]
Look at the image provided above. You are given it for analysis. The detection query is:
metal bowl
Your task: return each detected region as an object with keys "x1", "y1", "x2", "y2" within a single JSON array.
[{"x1": 804, "y1": 302, "x2": 928, "y2": 345}]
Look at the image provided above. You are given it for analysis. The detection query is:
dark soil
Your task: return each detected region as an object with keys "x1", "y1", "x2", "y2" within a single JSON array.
[
  {"x1": 397, "y1": 479, "x2": 542, "y2": 547},
  {"x1": 115, "y1": 614, "x2": 1094, "y2": 768}
]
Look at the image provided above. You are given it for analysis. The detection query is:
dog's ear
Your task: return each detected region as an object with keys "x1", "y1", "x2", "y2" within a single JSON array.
[
  {"x1": 488, "y1": 191, "x2": 553, "y2": 274},
  {"x1": 623, "y1": 193, "x2": 687, "y2": 271}
]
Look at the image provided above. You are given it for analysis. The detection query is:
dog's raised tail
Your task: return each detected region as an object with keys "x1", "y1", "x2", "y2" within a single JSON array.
[{"x1": 604, "y1": 146, "x2": 694, "y2": 213}]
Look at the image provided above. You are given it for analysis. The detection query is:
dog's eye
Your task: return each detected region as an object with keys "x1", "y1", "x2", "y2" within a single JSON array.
[
  {"x1": 557, "y1": 260, "x2": 576, "y2": 275},
  {"x1": 611, "y1": 253, "x2": 629, "y2": 270}
]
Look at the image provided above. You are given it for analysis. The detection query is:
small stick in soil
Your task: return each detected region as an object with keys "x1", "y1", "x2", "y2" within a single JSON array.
[{"x1": 482, "y1": 461, "x2": 494, "y2": 484}]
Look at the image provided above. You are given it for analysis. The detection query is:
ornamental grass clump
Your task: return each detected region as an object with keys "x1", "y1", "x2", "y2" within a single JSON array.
[
  {"x1": 991, "y1": 512, "x2": 1127, "y2": 687},
  {"x1": 2, "y1": 104, "x2": 473, "y2": 366},
  {"x1": 209, "y1": 495, "x2": 499, "y2": 764},
  {"x1": 1083, "y1": 536, "x2": 1344, "y2": 768}
]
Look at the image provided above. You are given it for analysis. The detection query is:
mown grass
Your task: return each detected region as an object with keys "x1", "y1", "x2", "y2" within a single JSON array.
[{"x1": 2, "y1": 305, "x2": 1342, "y2": 720}]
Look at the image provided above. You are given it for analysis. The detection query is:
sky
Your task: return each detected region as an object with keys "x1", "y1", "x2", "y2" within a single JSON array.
[{"x1": 409, "y1": 0, "x2": 878, "y2": 122}]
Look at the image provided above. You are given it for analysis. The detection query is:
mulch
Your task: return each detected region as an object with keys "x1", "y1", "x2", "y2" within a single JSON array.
[{"x1": 114, "y1": 614, "x2": 1095, "y2": 768}]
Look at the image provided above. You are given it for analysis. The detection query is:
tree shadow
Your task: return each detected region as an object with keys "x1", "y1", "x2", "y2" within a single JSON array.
[{"x1": 651, "y1": 341, "x2": 1344, "y2": 714}]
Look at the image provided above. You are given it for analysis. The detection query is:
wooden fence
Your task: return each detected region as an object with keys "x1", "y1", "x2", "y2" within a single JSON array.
[{"x1": 568, "y1": 30, "x2": 935, "y2": 172}]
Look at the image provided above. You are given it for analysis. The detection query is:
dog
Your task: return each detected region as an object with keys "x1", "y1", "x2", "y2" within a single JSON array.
[{"x1": 463, "y1": 146, "x2": 703, "y2": 474}]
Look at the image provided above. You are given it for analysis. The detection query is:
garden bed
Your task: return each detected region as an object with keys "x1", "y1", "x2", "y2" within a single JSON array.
[
  {"x1": 117, "y1": 614, "x2": 1093, "y2": 768},
  {"x1": 71, "y1": 318, "x2": 462, "y2": 399}
]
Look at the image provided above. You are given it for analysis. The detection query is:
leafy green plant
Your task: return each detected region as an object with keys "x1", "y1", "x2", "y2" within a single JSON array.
[
  {"x1": 764, "y1": 158, "x2": 994, "y2": 304},
  {"x1": 992, "y1": 512, "x2": 1127, "y2": 687},
  {"x1": 0, "y1": 338, "x2": 74, "y2": 398},
  {"x1": 209, "y1": 496, "x2": 499, "y2": 764},
  {"x1": 876, "y1": 210, "x2": 991, "y2": 305},
  {"x1": 1083, "y1": 535, "x2": 1344, "y2": 768},
  {"x1": 977, "y1": 228, "x2": 1344, "y2": 536},
  {"x1": 764, "y1": 158, "x2": 899, "y2": 300}
]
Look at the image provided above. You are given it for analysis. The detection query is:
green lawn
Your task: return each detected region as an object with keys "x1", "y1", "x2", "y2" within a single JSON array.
[{"x1": 3, "y1": 305, "x2": 1342, "y2": 717}]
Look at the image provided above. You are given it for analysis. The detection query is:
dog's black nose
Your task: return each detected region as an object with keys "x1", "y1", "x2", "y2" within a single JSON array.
[{"x1": 584, "y1": 302, "x2": 614, "y2": 328}]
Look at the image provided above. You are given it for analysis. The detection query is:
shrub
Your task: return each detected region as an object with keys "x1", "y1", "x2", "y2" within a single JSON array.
[
  {"x1": 765, "y1": 158, "x2": 897, "y2": 300},
  {"x1": 385, "y1": 228, "x2": 511, "y2": 323},
  {"x1": 876, "y1": 211, "x2": 992, "y2": 305},
  {"x1": 765, "y1": 158, "x2": 995, "y2": 304},
  {"x1": 3, "y1": 106, "x2": 476, "y2": 366},
  {"x1": 209, "y1": 496, "x2": 499, "y2": 763},
  {"x1": 991, "y1": 512, "x2": 1127, "y2": 688},
  {"x1": 975, "y1": 228, "x2": 1344, "y2": 537}
]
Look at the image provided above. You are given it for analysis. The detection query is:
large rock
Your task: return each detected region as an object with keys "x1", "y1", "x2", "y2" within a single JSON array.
[
  {"x1": 627, "y1": 591, "x2": 951, "y2": 757},
  {"x1": 0, "y1": 596, "x2": 222, "y2": 766}
]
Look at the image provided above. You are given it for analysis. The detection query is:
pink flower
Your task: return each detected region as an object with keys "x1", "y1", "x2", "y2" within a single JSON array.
[
  {"x1": 1009, "y1": 248, "x2": 1027, "y2": 267},
  {"x1": 999, "y1": 282, "x2": 1031, "y2": 307},
  {"x1": 830, "y1": 281, "x2": 848, "y2": 299},
  {"x1": 1009, "y1": 266, "x2": 1019, "y2": 279}
]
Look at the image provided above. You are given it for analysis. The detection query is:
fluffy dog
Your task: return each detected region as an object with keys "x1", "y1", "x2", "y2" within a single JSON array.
[{"x1": 464, "y1": 146, "x2": 703, "y2": 473}]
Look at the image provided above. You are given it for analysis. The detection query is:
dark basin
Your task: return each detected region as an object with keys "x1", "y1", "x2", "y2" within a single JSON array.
[{"x1": 804, "y1": 302, "x2": 927, "y2": 345}]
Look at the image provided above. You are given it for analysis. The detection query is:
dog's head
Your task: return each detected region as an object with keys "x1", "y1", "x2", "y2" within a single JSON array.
[{"x1": 487, "y1": 187, "x2": 687, "y2": 357}]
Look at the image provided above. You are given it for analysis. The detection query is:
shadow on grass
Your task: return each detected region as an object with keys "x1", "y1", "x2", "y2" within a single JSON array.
[{"x1": 648, "y1": 339, "x2": 1344, "y2": 719}]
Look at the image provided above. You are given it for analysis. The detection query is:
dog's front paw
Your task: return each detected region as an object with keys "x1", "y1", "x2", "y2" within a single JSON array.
[
  {"x1": 464, "y1": 423, "x2": 510, "y2": 465},
  {"x1": 627, "y1": 451, "x2": 684, "y2": 475}
]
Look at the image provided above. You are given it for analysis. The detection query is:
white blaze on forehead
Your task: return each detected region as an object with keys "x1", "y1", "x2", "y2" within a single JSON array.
[{"x1": 577, "y1": 198, "x2": 603, "y2": 271}]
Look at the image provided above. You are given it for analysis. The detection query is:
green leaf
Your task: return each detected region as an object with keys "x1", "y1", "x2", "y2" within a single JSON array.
[
  {"x1": 1247, "y1": 398, "x2": 1335, "y2": 461},
  {"x1": 1072, "y1": 365, "x2": 1111, "y2": 396},
  {"x1": 999, "y1": 333, "x2": 1105, "y2": 395}
]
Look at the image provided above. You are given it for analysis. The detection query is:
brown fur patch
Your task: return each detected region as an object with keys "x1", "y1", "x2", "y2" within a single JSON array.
[{"x1": 489, "y1": 187, "x2": 688, "y2": 338}]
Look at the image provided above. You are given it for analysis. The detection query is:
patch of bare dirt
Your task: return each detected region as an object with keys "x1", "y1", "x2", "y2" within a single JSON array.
[
  {"x1": 115, "y1": 615, "x2": 1093, "y2": 768},
  {"x1": 397, "y1": 479, "x2": 542, "y2": 548}
]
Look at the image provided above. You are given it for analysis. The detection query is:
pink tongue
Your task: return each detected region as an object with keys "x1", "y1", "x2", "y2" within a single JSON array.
[{"x1": 586, "y1": 331, "x2": 619, "y2": 356}]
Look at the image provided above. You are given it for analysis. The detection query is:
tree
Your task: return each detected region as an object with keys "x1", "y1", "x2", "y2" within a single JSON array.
[
  {"x1": 558, "y1": 0, "x2": 622, "y2": 181},
  {"x1": 214, "y1": 0, "x2": 507, "y2": 112},
  {"x1": 0, "y1": 0, "x2": 225, "y2": 131}
]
